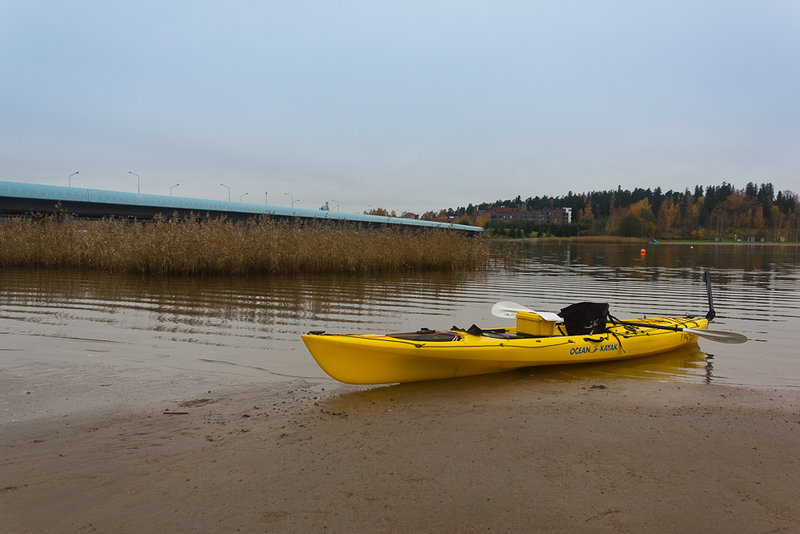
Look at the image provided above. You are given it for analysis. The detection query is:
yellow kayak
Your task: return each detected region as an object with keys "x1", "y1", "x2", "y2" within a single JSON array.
[{"x1": 302, "y1": 315, "x2": 710, "y2": 385}]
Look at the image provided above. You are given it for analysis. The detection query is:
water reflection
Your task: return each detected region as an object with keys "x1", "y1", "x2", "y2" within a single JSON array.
[
  {"x1": 317, "y1": 344, "x2": 712, "y2": 417},
  {"x1": 528, "y1": 343, "x2": 711, "y2": 383},
  {"x1": 1, "y1": 242, "x2": 798, "y2": 388},
  {"x1": 511, "y1": 242, "x2": 800, "y2": 273}
]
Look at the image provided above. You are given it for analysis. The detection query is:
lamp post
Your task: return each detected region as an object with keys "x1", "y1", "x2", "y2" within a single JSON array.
[
  {"x1": 265, "y1": 192, "x2": 268, "y2": 205},
  {"x1": 128, "y1": 171, "x2": 140, "y2": 194},
  {"x1": 170, "y1": 183, "x2": 180, "y2": 196},
  {"x1": 69, "y1": 171, "x2": 79, "y2": 187},
  {"x1": 220, "y1": 183, "x2": 230, "y2": 201},
  {"x1": 240, "y1": 192, "x2": 248, "y2": 202},
  {"x1": 284, "y1": 192, "x2": 296, "y2": 208}
]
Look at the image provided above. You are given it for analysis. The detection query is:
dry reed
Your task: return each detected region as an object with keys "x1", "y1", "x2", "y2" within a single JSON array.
[{"x1": 0, "y1": 216, "x2": 488, "y2": 275}]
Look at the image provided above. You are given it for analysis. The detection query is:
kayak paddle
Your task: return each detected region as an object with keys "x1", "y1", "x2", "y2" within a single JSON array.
[
  {"x1": 490, "y1": 301, "x2": 748, "y2": 344},
  {"x1": 610, "y1": 319, "x2": 748, "y2": 344}
]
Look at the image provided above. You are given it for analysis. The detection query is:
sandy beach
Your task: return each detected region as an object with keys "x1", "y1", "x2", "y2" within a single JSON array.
[{"x1": 2, "y1": 372, "x2": 798, "y2": 533}]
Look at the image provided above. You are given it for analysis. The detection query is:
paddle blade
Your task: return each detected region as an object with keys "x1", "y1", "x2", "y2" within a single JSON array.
[
  {"x1": 491, "y1": 301, "x2": 533, "y2": 319},
  {"x1": 686, "y1": 328, "x2": 748, "y2": 344},
  {"x1": 490, "y1": 301, "x2": 563, "y2": 322}
]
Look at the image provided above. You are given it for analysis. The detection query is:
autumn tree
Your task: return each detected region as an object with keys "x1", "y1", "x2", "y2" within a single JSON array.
[
  {"x1": 657, "y1": 196, "x2": 679, "y2": 234},
  {"x1": 578, "y1": 195, "x2": 594, "y2": 223}
]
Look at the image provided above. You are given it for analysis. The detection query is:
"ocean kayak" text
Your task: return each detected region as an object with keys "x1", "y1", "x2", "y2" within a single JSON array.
[{"x1": 570, "y1": 343, "x2": 618, "y2": 355}]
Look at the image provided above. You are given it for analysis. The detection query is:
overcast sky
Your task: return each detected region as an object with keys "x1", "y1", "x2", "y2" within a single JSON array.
[{"x1": 1, "y1": 1, "x2": 798, "y2": 214}]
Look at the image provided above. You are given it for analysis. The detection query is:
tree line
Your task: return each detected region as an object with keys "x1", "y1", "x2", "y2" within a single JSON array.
[{"x1": 438, "y1": 182, "x2": 799, "y2": 241}]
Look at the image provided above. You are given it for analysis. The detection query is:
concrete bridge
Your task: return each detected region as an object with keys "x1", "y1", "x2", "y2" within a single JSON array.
[{"x1": 0, "y1": 180, "x2": 483, "y2": 233}]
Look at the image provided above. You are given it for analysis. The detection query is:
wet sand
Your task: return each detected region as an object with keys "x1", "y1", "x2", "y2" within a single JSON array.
[{"x1": 2, "y1": 373, "x2": 798, "y2": 533}]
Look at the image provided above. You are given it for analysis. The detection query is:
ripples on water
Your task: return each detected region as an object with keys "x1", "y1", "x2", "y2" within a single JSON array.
[{"x1": 1, "y1": 242, "x2": 798, "y2": 388}]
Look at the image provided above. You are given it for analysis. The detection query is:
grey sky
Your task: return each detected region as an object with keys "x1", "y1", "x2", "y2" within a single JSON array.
[{"x1": 2, "y1": 1, "x2": 798, "y2": 214}]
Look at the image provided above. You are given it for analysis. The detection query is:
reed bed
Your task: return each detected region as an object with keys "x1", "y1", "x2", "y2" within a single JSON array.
[{"x1": 0, "y1": 216, "x2": 488, "y2": 275}]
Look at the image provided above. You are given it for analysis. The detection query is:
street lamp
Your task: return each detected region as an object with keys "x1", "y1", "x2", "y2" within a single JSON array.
[
  {"x1": 170, "y1": 183, "x2": 180, "y2": 196},
  {"x1": 265, "y1": 192, "x2": 268, "y2": 205},
  {"x1": 69, "y1": 171, "x2": 79, "y2": 187},
  {"x1": 128, "y1": 171, "x2": 140, "y2": 194},
  {"x1": 220, "y1": 183, "x2": 230, "y2": 201},
  {"x1": 284, "y1": 192, "x2": 297, "y2": 208},
  {"x1": 240, "y1": 192, "x2": 248, "y2": 202}
]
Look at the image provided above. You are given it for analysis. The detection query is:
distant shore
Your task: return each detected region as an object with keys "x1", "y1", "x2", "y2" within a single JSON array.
[{"x1": 497, "y1": 235, "x2": 800, "y2": 245}]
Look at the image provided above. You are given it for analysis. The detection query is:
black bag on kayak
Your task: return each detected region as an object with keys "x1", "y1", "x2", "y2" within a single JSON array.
[{"x1": 559, "y1": 302, "x2": 609, "y2": 335}]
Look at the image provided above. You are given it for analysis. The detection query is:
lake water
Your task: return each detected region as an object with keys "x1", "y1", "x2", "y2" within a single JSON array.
[{"x1": 1, "y1": 242, "x2": 798, "y2": 413}]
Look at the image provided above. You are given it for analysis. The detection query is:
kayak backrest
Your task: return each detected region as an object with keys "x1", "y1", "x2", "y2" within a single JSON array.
[{"x1": 558, "y1": 302, "x2": 610, "y2": 335}]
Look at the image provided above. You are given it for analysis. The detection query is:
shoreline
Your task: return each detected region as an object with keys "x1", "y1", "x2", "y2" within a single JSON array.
[
  {"x1": 2, "y1": 376, "x2": 798, "y2": 532},
  {"x1": 495, "y1": 235, "x2": 800, "y2": 245}
]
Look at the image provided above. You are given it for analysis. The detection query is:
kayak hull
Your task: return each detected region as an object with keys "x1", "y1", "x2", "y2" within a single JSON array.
[{"x1": 302, "y1": 317, "x2": 709, "y2": 384}]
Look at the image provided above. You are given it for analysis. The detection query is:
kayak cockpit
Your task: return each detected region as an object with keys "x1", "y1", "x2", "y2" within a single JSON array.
[
  {"x1": 385, "y1": 325, "x2": 555, "y2": 342},
  {"x1": 385, "y1": 328, "x2": 461, "y2": 342}
]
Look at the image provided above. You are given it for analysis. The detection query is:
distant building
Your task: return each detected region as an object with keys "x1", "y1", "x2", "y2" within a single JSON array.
[{"x1": 485, "y1": 207, "x2": 572, "y2": 224}]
